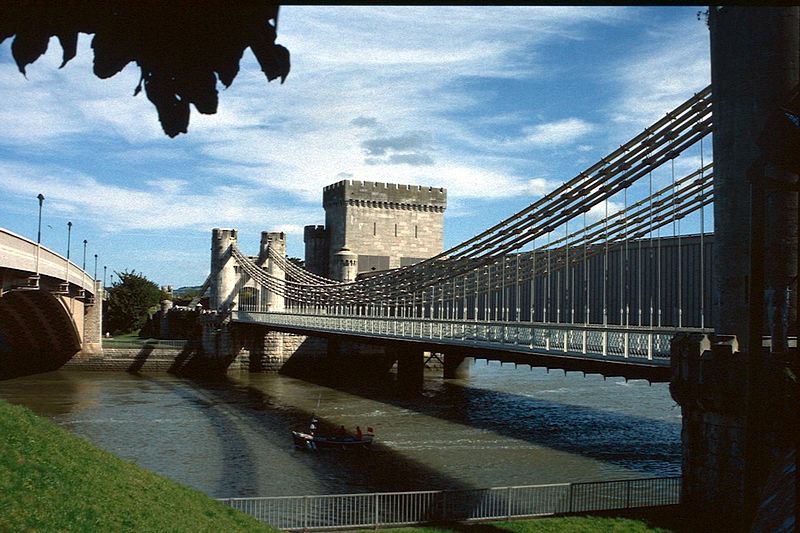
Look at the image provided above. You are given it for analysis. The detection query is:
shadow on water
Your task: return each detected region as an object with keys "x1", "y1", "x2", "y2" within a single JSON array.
[
  {"x1": 140, "y1": 372, "x2": 483, "y2": 497},
  {"x1": 130, "y1": 374, "x2": 262, "y2": 497},
  {"x1": 292, "y1": 364, "x2": 682, "y2": 477}
]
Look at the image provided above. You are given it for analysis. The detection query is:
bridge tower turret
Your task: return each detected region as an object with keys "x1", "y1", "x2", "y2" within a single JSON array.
[
  {"x1": 334, "y1": 248, "x2": 358, "y2": 282},
  {"x1": 263, "y1": 231, "x2": 286, "y2": 312},
  {"x1": 210, "y1": 228, "x2": 238, "y2": 312}
]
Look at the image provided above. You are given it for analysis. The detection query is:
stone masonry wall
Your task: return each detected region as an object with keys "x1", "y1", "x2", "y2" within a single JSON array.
[
  {"x1": 322, "y1": 180, "x2": 446, "y2": 274},
  {"x1": 80, "y1": 283, "x2": 103, "y2": 355}
]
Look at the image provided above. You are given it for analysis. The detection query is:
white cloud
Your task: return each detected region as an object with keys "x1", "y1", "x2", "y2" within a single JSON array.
[
  {"x1": 607, "y1": 13, "x2": 710, "y2": 128},
  {"x1": 522, "y1": 118, "x2": 594, "y2": 147},
  {"x1": 527, "y1": 177, "x2": 560, "y2": 197},
  {"x1": 0, "y1": 161, "x2": 317, "y2": 234}
]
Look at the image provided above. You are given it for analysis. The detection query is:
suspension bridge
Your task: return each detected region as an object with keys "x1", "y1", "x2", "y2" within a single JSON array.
[{"x1": 200, "y1": 85, "x2": 716, "y2": 382}]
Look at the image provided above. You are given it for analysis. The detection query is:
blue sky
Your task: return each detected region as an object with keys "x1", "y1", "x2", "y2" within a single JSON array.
[{"x1": 0, "y1": 6, "x2": 710, "y2": 288}]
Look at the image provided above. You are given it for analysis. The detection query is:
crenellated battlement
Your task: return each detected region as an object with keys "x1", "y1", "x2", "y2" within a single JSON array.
[
  {"x1": 323, "y1": 180, "x2": 447, "y2": 211},
  {"x1": 304, "y1": 225, "x2": 327, "y2": 236}
]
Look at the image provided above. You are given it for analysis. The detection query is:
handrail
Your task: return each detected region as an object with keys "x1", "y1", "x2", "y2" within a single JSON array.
[{"x1": 220, "y1": 476, "x2": 681, "y2": 530}]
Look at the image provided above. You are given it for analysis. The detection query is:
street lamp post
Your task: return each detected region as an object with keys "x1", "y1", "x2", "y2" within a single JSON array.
[
  {"x1": 65, "y1": 221, "x2": 72, "y2": 282},
  {"x1": 94, "y1": 254, "x2": 98, "y2": 281},
  {"x1": 103, "y1": 265, "x2": 107, "y2": 289},
  {"x1": 82, "y1": 239, "x2": 87, "y2": 270},
  {"x1": 34, "y1": 194, "x2": 44, "y2": 279}
]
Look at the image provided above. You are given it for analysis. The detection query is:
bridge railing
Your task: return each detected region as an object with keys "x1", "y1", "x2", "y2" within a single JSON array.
[
  {"x1": 233, "y1": 310, "x2": 709, "y2": 364},
  {"x1": 220, "y1": 476, "x2": 681, "y2": 530},
  {"x1": 0, "y1": 227, "x2": 95, "y2": 293}
]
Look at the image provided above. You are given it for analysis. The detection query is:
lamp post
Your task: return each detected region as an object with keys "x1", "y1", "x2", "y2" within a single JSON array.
[
  {"x1": 103, "y1": 265, "x2": 107, "y2": 289},
  {"x1": 82, "y1": 239, "x2": 87, "y2": 270},
  {"x1": 34, "y1": 193, "x2": 44, "y2": 278},
  {"x1": 65, "y1": 221, "x2": 72, "y2": 282},
  {"x1": 94, "y1": 254, "x2": 98, "y2": 281}
]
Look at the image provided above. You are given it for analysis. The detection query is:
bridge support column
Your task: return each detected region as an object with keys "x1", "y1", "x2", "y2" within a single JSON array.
[
  {"x1": 670, "y1": 334, "x2": 747, "y2": 531},
  {"x1": 392, "y1": 345, "x2": 425, "y2": 391},
  {"x1": 263, "y1": 232, "x2": 286, "y2": 312},
  {"x1": 704, "y1": 7, "x2": 799, "y2": 530},
  {"x1": 210, "y1": 229, "x2": 238, "y2": 312},
  {"x1": 443, "y1": 353, "x2": 472, "y2": 379},
  {"x1": 248, "y1": 329, "x2": 285, "y2": 372},
  {"x1": 81, "y1": 280, "x2": 103, "y2": 355}
]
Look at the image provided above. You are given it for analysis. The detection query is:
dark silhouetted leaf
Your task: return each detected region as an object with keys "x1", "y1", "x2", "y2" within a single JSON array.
[
  {"x1": 56, "y1": 33, "x2": 77, "y2": 68},
  {"x1": 179, "y1": 70, "x2": 219, "y2": 115},
  {"x1": 251, "y1": 31, "x2": 291, "y2": 84},
  {"x1": 2, "y1": 3, "x2": 289, "y2": 137},
  {"x1": 91, "y1": 31, "x2": 134, "y2": 79},
  {"x1": 11, "y1": 32, "x2": 50, "y2": 74},
  {"x1": 144, "y1": 72, "x2": 190, "y2": 138}
]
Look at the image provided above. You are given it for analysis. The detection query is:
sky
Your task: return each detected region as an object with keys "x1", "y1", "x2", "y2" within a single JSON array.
[{"x1": 0, "y1": 6, "x2": 711, "y2": 289}]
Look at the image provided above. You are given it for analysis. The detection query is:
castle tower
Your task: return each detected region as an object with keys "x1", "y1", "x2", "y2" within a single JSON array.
[
  {"x1": 321, "y1": 180, "x2": 447, "y2": 276},
  {"x1": 303, "y1": 225, "x2": 328, "y2": 277}
]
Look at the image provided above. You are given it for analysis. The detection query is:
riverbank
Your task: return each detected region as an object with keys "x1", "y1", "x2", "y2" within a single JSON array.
[{"x1": 0, "y1": 399, "x2": 276, "y2": 532}]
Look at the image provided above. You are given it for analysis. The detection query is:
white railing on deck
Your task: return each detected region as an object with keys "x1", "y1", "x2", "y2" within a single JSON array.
[
  {"x1": 232, "y1": 310, "x2": 709, "y2": 365},
  {"x1": 220, "y1": 476, "x2": 681, "y2": 530}
]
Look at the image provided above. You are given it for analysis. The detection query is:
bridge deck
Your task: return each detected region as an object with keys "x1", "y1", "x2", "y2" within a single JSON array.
[{"x1": 234, "y1": 310, "x2": 708, "y2": 381}]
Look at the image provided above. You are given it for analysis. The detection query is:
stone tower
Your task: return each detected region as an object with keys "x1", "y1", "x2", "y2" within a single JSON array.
[
  {"x1": 210, "y1": 228, "x2": 238, "y2": 311},
  {"x1": 263, "y1": 231, "x2": 286, "y2": 312},
  {"x1": 303, "y1": 225, "x2": 328, "y2": 277},
  {"x1": 304, "y1": 180, "x2": 447, "y2": 278},
  {"x1": 333, "y1": 248, "x2": 358, "y2": 282}
]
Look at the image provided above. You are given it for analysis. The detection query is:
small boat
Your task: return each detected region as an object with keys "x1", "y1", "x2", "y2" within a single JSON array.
[
  {"x1": 292, "y1": 430, "x2": 375, "y2": 450},
  {"x1": 293, "y1": 406, "x2": 375, "y2": 450}
]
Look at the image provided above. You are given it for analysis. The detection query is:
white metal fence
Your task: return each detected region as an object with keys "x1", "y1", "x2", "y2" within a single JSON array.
[
  {"x1": 233, "y1": 310, "x2": 707, "y2": 366},
  {"x1": 220, "y1": 476, "x2": 681, "y2": 530}
]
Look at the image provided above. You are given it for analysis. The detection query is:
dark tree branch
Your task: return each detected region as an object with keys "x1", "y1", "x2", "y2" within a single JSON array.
[{"x1": 0, "y1": 1, "x2": 290, "y2": 137}]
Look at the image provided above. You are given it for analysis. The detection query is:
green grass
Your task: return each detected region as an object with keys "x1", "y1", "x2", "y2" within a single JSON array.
[
  {"x1": 0, "y1": 399, "x2": 277, "y2": 532},
  {"x1": 353, "y1": 515, "x2": 674, "y2": 533}
]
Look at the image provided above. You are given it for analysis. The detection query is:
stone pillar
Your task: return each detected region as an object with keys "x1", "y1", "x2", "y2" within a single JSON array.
[
  {"x1": 670, "y1": 334, "x2": 748, "y2": 531},
  {"x1": 334, "y1": 248, "x2": 358, "y2": 282},
  {"x1": 263, "y1": 232, "x2": 286, "y2": 312},
  {"x1": 393, "y1": 345, "x2": 425, "y2": 391},
  {"x1": 711, "y1": 7, "x2": 800, "y2": 346},
  {"x1": 707, "y1": 8, "x2": 799, "y2": 529},
  {"x1": 249, "y1": 328, "x2": 286, "y2": 372},
  {"x1": 210, "y1": 228, "x2": 238, "y2": 312},
  {"x1": 81, "y1": 280, "x2": 103, "y2": 354},
  {"x1": 159, "y1": 299, "x2": 173, "y2": 339},
  {"x1": 443, "y1": 353, "x2": 472, "y2": 379}
]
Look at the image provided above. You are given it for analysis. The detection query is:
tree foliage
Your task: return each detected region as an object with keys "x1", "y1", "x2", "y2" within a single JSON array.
[
  {"x1": 0, "y1": 2, "x2": 290, "y2": 137},
  {"x1": 105, "y1": 270, "x2": 162, "y2": 335}
]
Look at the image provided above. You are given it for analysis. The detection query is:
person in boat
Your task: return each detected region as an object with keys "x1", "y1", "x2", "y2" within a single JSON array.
[
  {"x1": 355, "y1": 426, "x2": 363, "y2": 440},
  {"x1": 337, "y1": 425, "x2": 347, "y2": 438}
]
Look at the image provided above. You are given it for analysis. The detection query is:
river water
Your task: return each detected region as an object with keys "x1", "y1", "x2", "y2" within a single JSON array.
[{"x1": 0, "y1": 362, "x2": 682, "y2": 498}]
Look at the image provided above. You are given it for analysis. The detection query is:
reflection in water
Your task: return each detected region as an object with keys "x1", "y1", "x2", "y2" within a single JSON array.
[{"x1": 0, "y1": 362, "x2": 681, "y2": 497}]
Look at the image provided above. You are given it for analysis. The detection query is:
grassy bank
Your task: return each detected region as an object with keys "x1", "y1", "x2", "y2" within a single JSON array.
[
  {"x1": 0, "y1": 399, "x2": 275, "y2": 532},
  {"x1": 354, "y1": 515, "x2": 675, "y2": 533}
]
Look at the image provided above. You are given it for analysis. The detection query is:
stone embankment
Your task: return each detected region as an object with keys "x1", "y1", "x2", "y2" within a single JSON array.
[{"x1": 66, "y1": 344, "x2": 251, "y2": 373}]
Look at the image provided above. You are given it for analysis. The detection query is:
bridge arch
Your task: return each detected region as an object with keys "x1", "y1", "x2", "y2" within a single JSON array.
[{"x1": 0, "y1": 289, "x2": 83, "y2": 379}]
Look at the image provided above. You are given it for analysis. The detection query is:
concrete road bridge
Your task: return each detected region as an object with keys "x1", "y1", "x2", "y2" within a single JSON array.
[{"x1": 0, "y1": 228, "x2": 101, "y2": 377}]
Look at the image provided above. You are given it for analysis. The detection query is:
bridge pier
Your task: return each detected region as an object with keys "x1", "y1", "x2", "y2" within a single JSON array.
[
  {"x1": 442, "y1": 353, "x2": 472, "y2": 379},
  {"x1": 690, "y1": 6, "x2": 800, "y2": 531},
  {"x1": 80, "y1": 281, "x2": 103, "y2": 355},
  {"x1": 392, "y1": 345, "x2": 425, "y2": 391}
]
